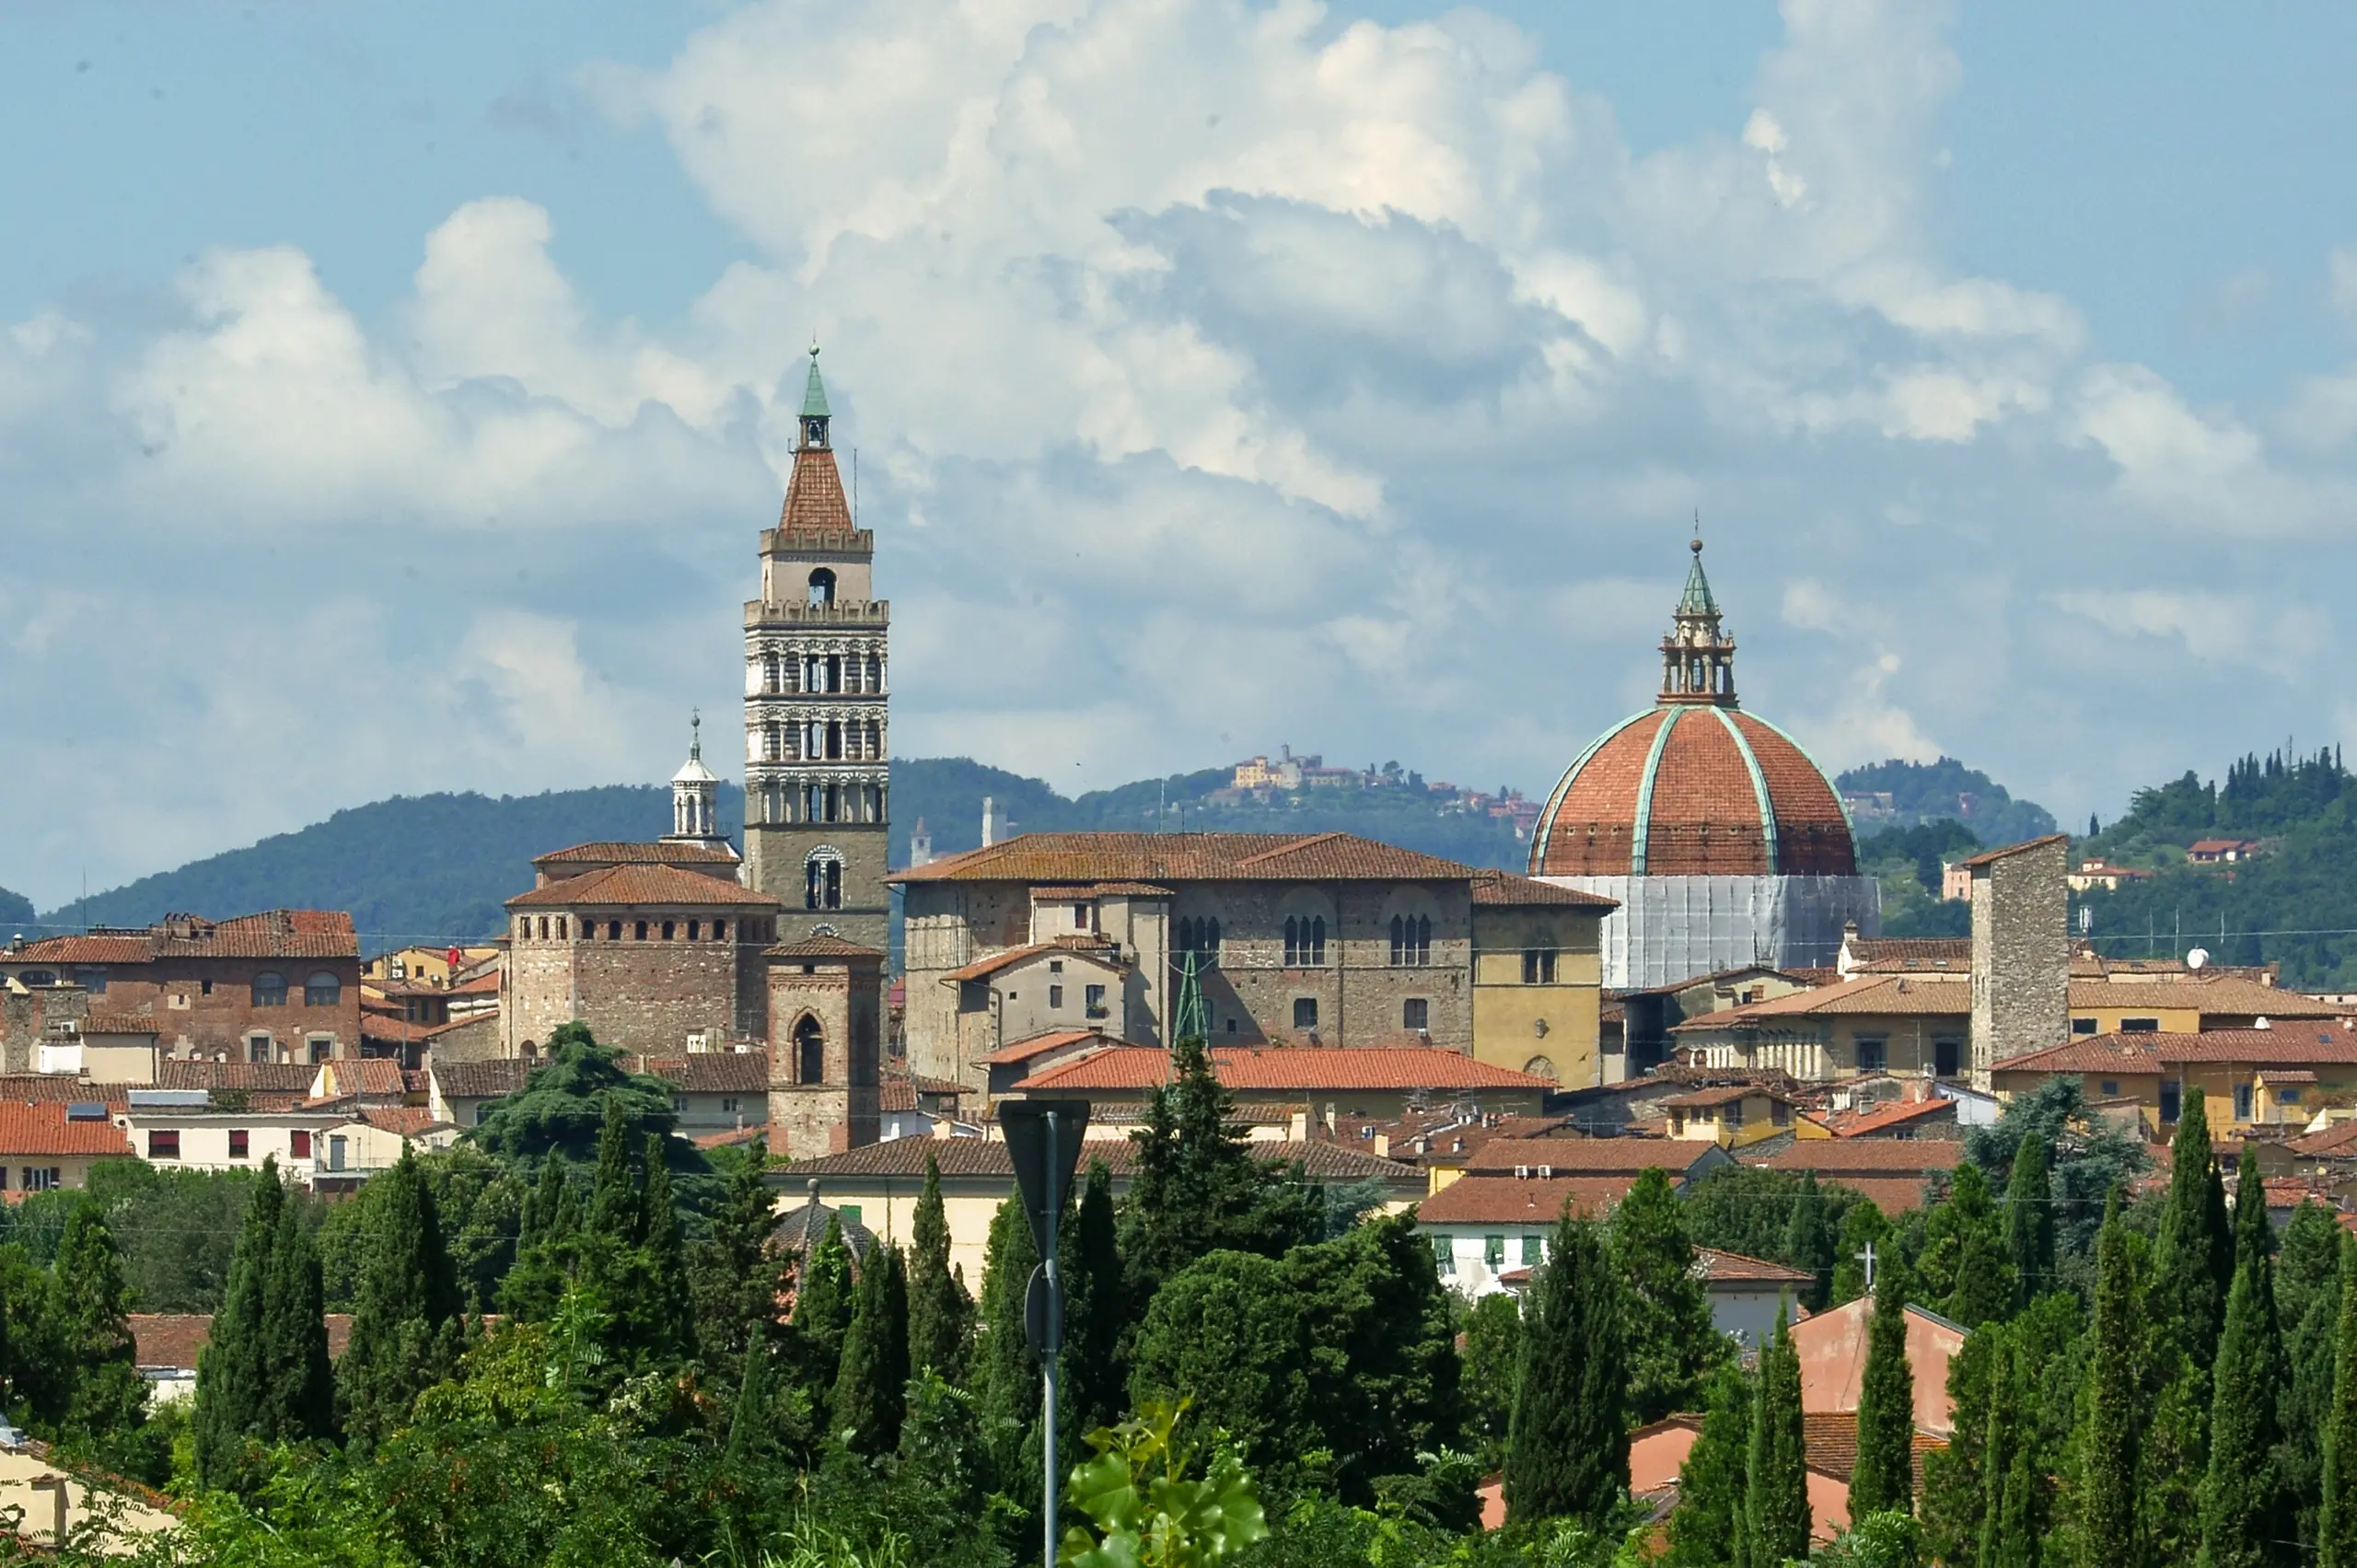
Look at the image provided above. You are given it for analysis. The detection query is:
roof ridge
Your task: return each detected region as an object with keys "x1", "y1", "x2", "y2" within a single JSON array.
[{"x1": 1233, "y1": 830, "x2": 1348, "y2": 867}]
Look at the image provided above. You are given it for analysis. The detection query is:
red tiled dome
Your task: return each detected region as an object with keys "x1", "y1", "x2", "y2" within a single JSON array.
[{"x1": 1528, "y1": 706, "x2": 1855, "y2": 878}]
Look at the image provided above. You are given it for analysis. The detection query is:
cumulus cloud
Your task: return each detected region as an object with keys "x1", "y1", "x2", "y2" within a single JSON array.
[{"x1": 4, "y1": 0, "x2": 2357, "y2": 905}]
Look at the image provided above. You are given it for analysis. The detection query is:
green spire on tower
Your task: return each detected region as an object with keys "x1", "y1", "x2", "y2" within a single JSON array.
[
  {"x1": 801, "y1": 340, "x2": 831, "y2": 420},
  {"x1": 1678, "y1": 534, "x2": 1719, "y2": 618},
  {"x1": 1174, "y1": 950, "x2": 1209, "y2": 1042}
]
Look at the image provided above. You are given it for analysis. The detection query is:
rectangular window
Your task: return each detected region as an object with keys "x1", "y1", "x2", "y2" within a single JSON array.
[
  {"x1": 713, "y1": 920, "x2": 726, "y2": 941},
  {"x1": 2072, "y1": 1016, "x2": 2097, "y2": 1035},
  {"x1": 22, "y1": 1167, "x2": 60, "y2": 1193},
  {"x1": 329, "y1": 1136, "x2": 347, "y2": 1172},
  {"x1": 1403, "y1": 997, "x2": 1430, "y2": 1031},
  {"x1": 2160, "y1": 1082, "x2": 2182, "y2": 1123},
  {"x1": 1049, "y1": 985, "x2": 1065, "y2": 1010},
  {"x1": 1521, "y1": 950, "x2": 1557, "y2": 984},
  {"x1": 636, "y1": 922, "x2": 649, "y2": 941},
  {"x1": 75, "y1": 967, "x2": 107, "y2": 995},
  {"x1": 663, "y1": 921, "x2": 677, "y2": 940},
  {"x1": 290, "y1": 1130, "x2": 312, "y2": 1159},
  {"x1": 1432, "y1": 1236, "x2": 1453, "y2": 1275},
  {"x1": 1293, "y1": 997, "x2": 1319, "y2": 1030},
  {"x1": 722, "y1": 1097, "x2": 740, "y2": 1114},
  {"x1": 687, "y1": 920, "x2": 700, "y2": 941},
  {"x1": 248, "y1": 1036, "x2": 272, "y2": 1064},
  {"x1": 201, "y1": 979, "x2": 213, "y2": 996},
  {"x1": 2281, "y1": 1087, "x2": 2304, "y2": 1105},
  {"x1": 228, "y1": 1130, "x2": 250, "y2": 1160},
  {"x1": 1085, "y1": 984, "x2": 1108, "y2": 1019},
  {"x1": 2099, "y1": 1080, "x2": 2119, "y2": 1098},
  {"x1": 1521, "y1": 1234, "x2": 1543, "y2": 1265},
  {"x1": 672, "y1": 1095, "x2": 688, "y2": 1113},
  {"x1": 2235, "y1": 1083, "x2": 2255, "y2": 1121},
  {"x1": 1935, "y1": 1039, "x2": 1962, "y2": 1077},
  {"x1": 2121, "y1": 1017, "x2": 2161, "y2": 1033},
  {"x1": 475, "y1": 1104, "x2": 493, "y2": 1126},
  {"x1": 609, "y1": 921, "x2": 622, "y2": 941},
  {"x1": 308, "y1": 1038, "x2": 331, "y2": 1065},
  {"x1": 1483, "y1": 1235, "x2": 1506, "y2": 1267},
  {"x1": 1855, "y1": 1038, "x2": 1888, "y2": 1073},
  {"x1": 148, "y1": 1130, "x2": 180, "y2": 1160}
]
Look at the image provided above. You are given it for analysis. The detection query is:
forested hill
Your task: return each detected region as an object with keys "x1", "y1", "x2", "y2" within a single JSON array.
[
  {"x1": 1834, "y1": 756, "x2": 2057, "y2": 845},
  {"x1": 28, "y1": 758, "x2": 1529, "y2": 952},
  {"x1": 2074, "y1": 747, "x2": 2357, "y2": 985}
]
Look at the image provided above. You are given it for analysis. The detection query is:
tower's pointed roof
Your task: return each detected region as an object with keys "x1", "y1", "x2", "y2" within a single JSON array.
[
  {"x1": 800, "y1": 342, "x2": 831, "y2": 420},
  {"x1": 1678, "y1": 537, "x2": 1719, "y2": 618},
  {"x1": 672, "y1": 710, "x2": 718, "y2": 786}
]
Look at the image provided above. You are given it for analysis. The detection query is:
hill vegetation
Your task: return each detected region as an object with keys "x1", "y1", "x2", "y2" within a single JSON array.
[
  {"x1": 1835, "y1": 756, "x2": 2057, "y2": 845},
  {"x1": 23, "y1": 759, "x2": 1529, "y2": 954},
  {"x1": 0, "y1": 882, "x2": 31, "y2": 930}
]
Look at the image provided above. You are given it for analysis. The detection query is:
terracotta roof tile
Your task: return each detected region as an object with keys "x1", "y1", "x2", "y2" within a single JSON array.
[
  {"x1": 155, "y1": 1061, "x2": 317, "y2": 1093},
  {"x1": 2067, "y1": 977, "x2": 2340, "y2": 1018},
  {"x1": 1817, "y1": 1098, "x2": 1958, "y2": 1136},
  {"x1": 776, "y1": 444, "x2": 853, "y2": 536},
  {"x1": 1956, "y1": 834, "x2": 2071, "y2": 869},
  {"x1": 356, "y1": 1107, "x2": 449, "y2": 1138},
  {"x1": 1753, "y1": 1141, "x2": 1965, "y2": 1175},
  {"x1": 1697, "y1": 1247, "x2": 1813, "y2": 1283},
  {"x1": 0, "y1": 1074, "x2": 116, "y2": 1105},
  {"x1": 5, "y1": 935, "x2": 152, "y2": 964},
  {"x1": 1673, "y1": 975, "x2": 1969, "y2": 1026},
  {"x1": 784, "y1": 1136, "x2": 1415, "y2": 1185},
  {"x1": 1469, "y1": 870, "x2": 1619, "y2": 909},
  {"x1": 1030, "y1": 883, "x2": 1177, "y2": 900},
  {"x1": 634, "y1": 1051, "x2": 772, "y2": 1094},
  {"x1": 535, "y1": 841, "x2": 740, "y2": 865},
  {"x1": 10, "y1": 912, "x2": 357, "y2": 963},
  {"x1": 432, "y1": 1059, "x2": 535, "y2": 1098},
  {"x1": 766, "y1": 935, "x2": 885, "y2": 959},
  {"x1": 1844, "y1": 937, "x2": 1971, "y2": 971},
  {"x1": 1015, "y1": 1046, "x2": 1554, "y2": 1095},
  {"x1": 507, "y1": 864, "x2": 780, "y2": 909},
  {"x1": 1458, "y1": 1138, "x2": 1723, "y2": 1177},
  {"x1": 1415, "y1": 1174, "x2": 1655, "y2": 1223},
  {"x1": 318, "y1": 1059, "x2": 405, "y2": 1098},
  {"x1": 941, "y1": 941, "x2": 1125, "y2": 984},
  {"x1": 131, "y1": 1313, "x2": 354, "y2": 1368},
  {"x1": 0, "y1": 1102, "x2": 133, "y2": 1156},
  {"x1": 893, "y1": 832, "x2": 1480, "y2": 887},
  {"x1": 978, "y1": 1028, "x2": 1124, "y2": 1066}
]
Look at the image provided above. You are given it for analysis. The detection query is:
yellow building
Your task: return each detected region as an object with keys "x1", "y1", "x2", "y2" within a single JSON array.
[
  {"x1": 1668, "y1": 975, "x2": 1971, "y2": 1083},
  {"x1": 361, "y1": 945, "x2": 499, "y2": 986},
  {"x1": 2061, "y1": 976, "x2": 2338, "y2": 1037},
  {"x1": 1468, "y1": 869, "x2": 1613, "y2": 1087},
  {"x1": 1991, "y1": 1026, "x2": 2357, "y2": 1132},
  {"x1": 1660, "y1": 1084, "x2": 1795, "y2": 1147}
]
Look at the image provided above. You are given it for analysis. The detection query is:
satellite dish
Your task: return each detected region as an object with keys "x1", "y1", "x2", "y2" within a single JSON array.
[{"x1": 2188, "y1": 947, "x2": 2209, "y2": 970}]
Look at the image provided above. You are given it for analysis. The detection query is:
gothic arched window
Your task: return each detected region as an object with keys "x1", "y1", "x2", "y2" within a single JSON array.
[
  {"x1": 1283, "y1": 916, "x2": 1299, "y2": 967},
  {"x1": 1310, "y1": 916, "x2": 1328, "y2": 966},
  {"x1": 795, "y1": 1015, "x2": 826, "y2": 1085},
  {"x1": 1388, "y1": 914, "x2": 1406, "y2": 967}
]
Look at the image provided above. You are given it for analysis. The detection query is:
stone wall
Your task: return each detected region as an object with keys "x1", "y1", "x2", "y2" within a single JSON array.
[
  {"x1": 507, "y1": 914, "x2": 771, "y2": 1058},
  {"x1": 1969, "y1": 836, "x2": 2070, "y2": 1088},
  {"x1": 747, "y1": 819, "x2": 891, "y2": 952},
  {"x1": 767, "y1": 954, "x2": 882, "y2": 1158}
]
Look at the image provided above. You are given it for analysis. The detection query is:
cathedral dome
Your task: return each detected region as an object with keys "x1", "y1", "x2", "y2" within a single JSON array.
[{"x1": 1528, "y1": 542, "x2": 1855, "y2": 879}]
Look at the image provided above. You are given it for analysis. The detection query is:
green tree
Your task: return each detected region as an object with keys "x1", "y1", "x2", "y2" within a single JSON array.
[
  {"x1": 1059, "y1": 1399, "x2": 1269, "y2": 1568},
  {"x1": 832, "y1": 1244, "x2": 910, "y2": 1456},
  {"x1": 1833, "y1": 1199, "x2": 1894, "y2": 1307},
  {"x1": 2322, "y1": 1242, "x2": 2357, "y2": 1568},
  {"x1": 2278, "y1": 1199, "x2": 2344, "y2": 1548},
  {"x1": 971, "y1": 1194, "x2": 1041, "y2": 1491},
  {"x1": 892, "y1": 1370, "x2": 989, "y2": 1562},
  {"x1": 261, "y1": 1182, "x2": 334, "y2": 1446},
  {"x1": 905, "y1": 1154, "x2": 971, "y2": 1380},
  {"x1": 499, "y1": 1156, "x2": 580, "y2": 1321},
  {"x1": 49, "y1": 1200, "x2": 151, "y2": 1459},
  {"x1": 1920, "y1": 1163, "x2": 2014, "y2": 1328},
  {"x1": 1063, "y1": 1159, "x2": 1127, "y2": 1438},
  {"x1": 2003, "y1": 1133, "x2": 2056, "y2": 1306},
  {"x1": 794, "y1": 1209, "x2": 856, "y2": 1396},
  {"x1": 1921, "y1": 1327, "x2": 1996, "y2": 1568},
  {"x1": 1668, "y1": 1360, "x2": 1752, "y2": 1567},
  {"x1": 1460, "y1": 1291, "x2": 1522, "y2": 1470},
  {"x1": 1504, "y1": 1209, "x2": 1628, "y2": 1531},
  {"x1": 2153, "y1": 1086, "x2": 2234, "y2": 1362},
  {"x1": 1746, "y1": 1309, "x2": 1812, "y2": 1568},
  {"x1": 1977, "y1": 1332, "x2": 2040, "y2": 1568},
  {"x1": 1612, "y1": 1166, "x2": 1728, "y2": 1423},
  {"x1": 2072, "y1": 1191, "x2": 2144, "y2": 1568},
  {"x1": 629, "y1": 1137, "x2": 697, "y2": 1368},
  {"x1": 1128, "y1": 1249, "x2": 1310, "y2": 1487},
  {"x1": 2199, "y1": 1146, "x2": 2293, "y2": 1568},
  {"x1": 1852, "y1": 1258, "x2": 1918, "y2": 1518},
  {"x1": 193, "y1": 1160, "x2": 287, "y2": 1490},
  {"x1": 692, "y1": 1138, "x2": 786, "y2": 1376},
  {"x1": 336, "y1": 1144, "x2": 465, "y2": 1451},
  {"x1": 1784, "y1": 1170, "x2": 1836, "y2": 1313},
  {"x1": 469, "y1": 1020, "x2": 680, "y2": 1165}
]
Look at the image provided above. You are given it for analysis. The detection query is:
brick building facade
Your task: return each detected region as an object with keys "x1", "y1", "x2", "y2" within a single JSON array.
[
  {"x1": 766, "y1": 935, "x2": 884, "y2": 1158},
  {"x1": 0, "y1": 911, "x2": 362, "y2": 1068}
]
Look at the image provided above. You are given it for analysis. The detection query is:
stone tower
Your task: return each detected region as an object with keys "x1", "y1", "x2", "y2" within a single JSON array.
[
  {"x1": 766, "y1": 935, "x2": 884, "y2": 1158},
  {"x1": 743, "y1": 347, "x2": 891, "y2": 948},
  {"x1": 1966, "y1": 833, "x2": 2071, "y2": 1090}
]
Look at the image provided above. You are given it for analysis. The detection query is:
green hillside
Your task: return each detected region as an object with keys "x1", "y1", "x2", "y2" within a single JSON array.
[
  {"x1": 27, "y1": 758, "x2": 1529, "y2": 956},
  {"x1": 1835, "y1": 756, "x2": 2057, "y2": 845},
  {"x1": 0, "y1": 884, "x2": 32, "y2": 931}
]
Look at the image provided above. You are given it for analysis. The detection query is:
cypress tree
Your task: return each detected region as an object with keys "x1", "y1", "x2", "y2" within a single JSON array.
[
  {"x1": 500, "y1": 1157, "x2": 578, "y2": 1320},
  {"x1": 1978, "y1": 1332, "x2": 2034, "y2": 1568},
  {"x1": 261, "y1": 1186, "x2": 333, "y2": 1444},
  {"x1": 1613, "y1": 1165, "x2": 1725, "y2": 1423},
  {"x1": 1831, "y1": 1199, "x2": 1892, "y2": 1307},
  {"x1": 1922, "y1": 1163, "x2": 2014, "y2": 1329},
  {"x1": 699, "y1": 1137, "x2": 785, "y2": 1369},
  {"x1": 51, "y1": 1201, "x2": 149, "y2": 1454},
  {"x1": 336, "y1": 1144, "x2": 464, "y2": 1451},
  {"x1": 2199, "y1": 1147, "x2": 2293, "y2": 1568},
  {"x1": 586, "y1": 1098, "x2": 640, "y2": 1247},
  {"x1": 794, "y1": 1210, "x2": 855, "y2": 1394},
  {"x1": 1744, "y1": 1308, "x2": 1811, "y2": 1568},
  {"x1": 905, "y1": 1154, "x2": 970, "y2": 1380},
  {"x1": 2154, "y1": 1086, "x2": 2234, "y2": 1360},
  {"x1": 1922, "y1": 1328, "x2": 1996, "y2": 1568},
  {"x1": 193, "y1": 1161, "x2": 284, "y2": 1489},
  {"x1": 633, "y1": 1140, "x2": 698, "y2": 1367},
  {"x1": 1504, "y1": 1209, "x2": 1629, "y2": 1531},
  {"x1": 726, "y1": 1322, "x2": 775, "y2": 1469},
  {"x1": 970, "y1": 1193, "x2": 1039, "y2": 1490},
  {"x1": 832, "y1": 1244, "x2": 910, "y2": 1456},
  {"x1": 2003, "y1": 1133, "x2": 2056, "y2": 1306},
  {"x1": 2277, "y1": 1201, "x2": 2343, "y2": 1547},
  {"x1": 2073, "y1": 1191, "x2": 2142, "y2": 1568},
  {"x1": 2320, "y1": 1245, "x2": 2357, "y2": 1568},
  {"x1": 1062, "y1": 1159, "x2": 1126, "y2": 1436},
  {"x1": 1669, "y1": 1360, "x2": 1752, "y2": 1567},
  {"x1": 1852, "y1": 1256, "x2": 1918, "y2": 1517},
  {"x1": 1783, "y1": 1170, "x2": 1835, "y2": 1312}
]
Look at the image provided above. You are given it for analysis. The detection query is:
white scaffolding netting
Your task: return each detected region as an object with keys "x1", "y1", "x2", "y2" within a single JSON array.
[{"x1": 1538, "y1": 874, "x2": 1883, "y2": 991}]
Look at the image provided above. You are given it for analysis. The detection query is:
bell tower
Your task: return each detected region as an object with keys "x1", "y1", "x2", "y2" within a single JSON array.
[
  {"x1": 664, "y1": 711, "x2": 727, "y2": 850},
  {"x1": 742, "y1": 346, "x2": 891, "y2": 949},
  {"x1": 1659, "y1": 538, "x2": 1738, "y2": 707}
]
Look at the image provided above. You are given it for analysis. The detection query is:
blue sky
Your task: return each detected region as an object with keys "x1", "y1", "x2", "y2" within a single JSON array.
[{"x1": 3, "y1": 0, "x2": 2355, "y2": 905}]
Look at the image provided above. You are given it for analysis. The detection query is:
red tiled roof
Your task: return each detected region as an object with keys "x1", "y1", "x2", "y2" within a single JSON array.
[
  {"x1": 132, "y1": 1313, "x2": 354, "y2": 1368},
  {"x1": 894, "y1": 831, "x2": 1481, "y2": 887},
  {"x1": 941, "y1": 941, "x2": 1125, "y2": 984},
  {"x1": 1956, "y1": 834, "x2": 2070, "y2": 869},
  {"x1": 1827, "y1": 1177, "x2": 1952, "y2": 1215},
  {"x1": 1030, "y1": 883, "x2": 1177, "y2": 900},
  {"x1": 535, "y1": 841, "x2": 740, "y2": 865},
  {"x1": 784, "y1": 1136, "x2": 1415, "y2": 1185},
  {"x1": 1662, "y1": 1085, "x2": 1792, "y2": 1109},
  {"x1": 1529, "y1": 707, "x2": 1856, "y2": 878},
  {"x1": 633, "y1": 1051, "x2": 771, "y2": 1094},
  {"x1": 1816, "y1": 1098, "x2": 1959, "y2": 1137},
  {"x1": 317, "y1": 1059, "x2": 405, "y2": 1098},
  {"x1": 432, "y1": 1059, "x2": 535, "y2": 1098},
  {"x1": 2067, "y1": 977, "x2": 2339, "y2": 1017},
  {"x1": 507, "y1": 864, "x2": 779, "y2": 909},
  {"x1": 776, "y1": 441, "x2": 853, "y2": 537},
  {"x1": 1416, "y1": 1174, "x2": 1653, "y2": 1224},
  {"x1": 979, "y1": 1028, "x2": 1123, "y2": 1066},
  {"x1": 355, "y1": 1107, "x2": 449, "y2": 1138},
  {"x1": 80, "y1": 1012, "x2": 163, "y2": 1036},
  {"x1": 155, "y1": 1061, "x2": 317, "y2": 1093},
  {"x1": 2188, "y1": 839, "x2": 2258, "y2": 854},
  {"x1": 1460, "y1": 1138, "x2": 1721, "y2": 1177},
  {"x1": 1674, "y1": 975, "x2": 1969, "y2": 1027},
  {"x1": 1843, "y1": 937, "x2": 1970, "y2": 972},
  {"x1": 2002, "y1": 1028, "x2": 2357, "y2": 1072},
  {"x1": 1015, "y1": 1046, "x2": 1554, "y2": 1096},
  {"x1": 1755, "y1": 1141, "x2": 1964, "y2": 1175},
  {"x1": 0, "y1": 1074, "x2": 116, "y2": 1105},
  {"x1": 0, "y1": 1103, "x2": 133, "y2": 1157},
  {"x1": 1469, "y1": 870, "x2": 1618, "y2": 909},
  {"x1": 766, "y1": 935, "x2": 885, "y2": 959},
  {"x1": 9, "y1": 911, "x2": 357, "y2": 963},
  {"x1": 1697, "y1": 1247, "x2": 1813, "y2": 1283}
]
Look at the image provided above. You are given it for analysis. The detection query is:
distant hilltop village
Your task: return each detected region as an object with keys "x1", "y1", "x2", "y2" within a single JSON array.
[{"x1": 5, "y1": 358, "x2": 2357, "y2": 1317}]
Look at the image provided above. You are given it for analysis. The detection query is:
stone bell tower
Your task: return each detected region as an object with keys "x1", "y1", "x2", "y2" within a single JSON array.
[{"x1": 742, "y1": 346, "x2": 891, "y2": 949}]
